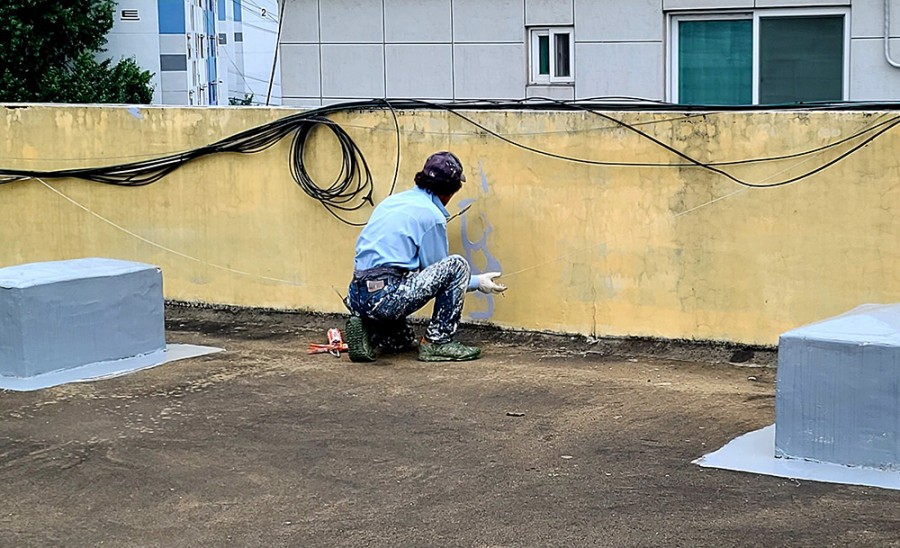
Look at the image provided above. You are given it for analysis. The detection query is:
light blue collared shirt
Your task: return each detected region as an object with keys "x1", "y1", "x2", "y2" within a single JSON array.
[{"x1": 354, "y1": 186, "x2": 477, "y2": 290}]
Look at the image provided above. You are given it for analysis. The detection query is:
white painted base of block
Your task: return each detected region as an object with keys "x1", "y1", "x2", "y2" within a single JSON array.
[
  {"x1": 694, "y1": 425, "x2": 900, "y2": 491},
  {"x1": 0, "y1": 344, "x2": 223, "y2": 392}
]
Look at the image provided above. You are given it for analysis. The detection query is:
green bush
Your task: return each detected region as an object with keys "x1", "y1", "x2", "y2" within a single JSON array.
[{"x1": 0, "y1": 0, "x2": 154, "y2": 103}]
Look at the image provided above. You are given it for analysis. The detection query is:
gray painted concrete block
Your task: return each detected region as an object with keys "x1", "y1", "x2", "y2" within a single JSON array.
[
  {"x1": 0, "y1": 258, "x2": 165, "y2": 379},
  {"x1": 775, "y1": 304, "x2": 900, "y2": 470}
]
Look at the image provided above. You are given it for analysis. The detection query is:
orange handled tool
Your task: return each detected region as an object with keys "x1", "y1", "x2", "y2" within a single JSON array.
[{"x1": 308, "y1": 327, "x2": 349, "y2": 357}]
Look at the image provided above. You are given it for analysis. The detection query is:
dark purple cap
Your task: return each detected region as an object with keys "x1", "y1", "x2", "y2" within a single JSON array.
[{"x1": 422, "y1": 151, "x2": 466, "y2": 183}]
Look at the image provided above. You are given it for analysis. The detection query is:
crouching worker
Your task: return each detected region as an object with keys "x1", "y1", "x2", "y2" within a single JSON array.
[{"x1": 344, "y1": 151, "x2": 507, "y2": 363}]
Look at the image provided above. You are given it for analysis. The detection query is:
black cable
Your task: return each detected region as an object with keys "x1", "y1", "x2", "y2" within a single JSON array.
[
  {"x1": 265, "y1": 0, "x2": 285, "y2": 106},
  {"x1": 2, "y1": 98, "x2": 899, "y2": 223},
  {"x1": 289, "y1": 115, "x2": 373, "y2": 225},
  {"x1": 395, "y1": 98, "x2": 900, "y2": 189},
  {"x1": 544, "y1": 98, "x2": 900, "y2": 188},
  {"x1": 521, "y1": 97, "x2": 900, "y2": 167},
  {"x1": 383, "y1": 98, "x2": 401, "y2": 198},
  {"x1": 286, "y1": 99, "x2": 401, "y2": 225}
]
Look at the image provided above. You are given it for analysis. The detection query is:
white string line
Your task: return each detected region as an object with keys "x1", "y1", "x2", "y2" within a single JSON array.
[
  {"x1": 34, "y1": 177, "x2": 304, "y2": 287},
  {"x1": 26, "y1": 113, "x2": 862, "y2": 286},
  {"x1": 672, "y1": 187, "x2": 748, "y2": 219},
  {"x1": 500, "y1": 143, "x2": 835, "y2": 279}
]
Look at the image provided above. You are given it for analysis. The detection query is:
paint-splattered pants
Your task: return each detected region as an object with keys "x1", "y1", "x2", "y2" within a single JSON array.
[{"x1": 346, "y1": 255, "x2": 471, "y2": 347}]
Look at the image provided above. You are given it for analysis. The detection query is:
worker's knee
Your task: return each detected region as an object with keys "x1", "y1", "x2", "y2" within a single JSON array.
[{"x1": 445, "y1": 254, "x2": 470, "y2": 278}]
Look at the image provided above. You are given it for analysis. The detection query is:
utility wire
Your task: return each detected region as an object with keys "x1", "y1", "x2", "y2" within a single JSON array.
[
  {"x1": 399, "y1": 98, "x2": 900, "y2": 189},
  {"x1": 2, "y1": 99, "x2": 898, "y2": 224},
  {"x1": 239, "y1": 0, "x2": 280, "y2": 24},
  {"x1": 266, "y1": 0, "x2": 285, "y2": 106}
]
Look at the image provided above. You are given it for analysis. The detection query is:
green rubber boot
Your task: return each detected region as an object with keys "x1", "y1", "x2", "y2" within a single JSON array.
[
  {"x1": 346, "y1": 316, "x2": 376, "y2": 362},
  {"x1": 417, "y1": 339, "x2": 481, "y2": 362}
]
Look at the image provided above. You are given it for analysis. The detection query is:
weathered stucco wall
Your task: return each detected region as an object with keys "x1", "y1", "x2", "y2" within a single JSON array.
[{"x1": 1, "y1": 105, "x2": 898, "y2": 345}]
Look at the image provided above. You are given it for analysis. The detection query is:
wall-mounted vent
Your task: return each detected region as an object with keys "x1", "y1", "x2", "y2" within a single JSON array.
[{"x1": 121, "y1": 9, "x2": 140, "y2": 21}]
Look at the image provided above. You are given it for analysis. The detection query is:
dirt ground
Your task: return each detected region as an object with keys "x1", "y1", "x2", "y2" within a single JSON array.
[{"x1": 1, "y1": 305, "x2": 898, "y2": 547}]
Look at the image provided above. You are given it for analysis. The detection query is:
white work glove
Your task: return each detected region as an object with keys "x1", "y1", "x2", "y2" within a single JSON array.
[{"x1": 475, "y1": 272, "x2": 507, "y2": 294}]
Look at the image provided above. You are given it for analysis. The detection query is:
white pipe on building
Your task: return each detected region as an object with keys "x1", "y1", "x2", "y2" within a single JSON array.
[{"x1": 886, "y1": 0, "x2": 900, "y2": 67}]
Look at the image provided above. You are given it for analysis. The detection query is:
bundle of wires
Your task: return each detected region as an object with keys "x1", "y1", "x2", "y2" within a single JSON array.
[{"x1": 2, "y1": 97, "x2": 899, "y2": 224}]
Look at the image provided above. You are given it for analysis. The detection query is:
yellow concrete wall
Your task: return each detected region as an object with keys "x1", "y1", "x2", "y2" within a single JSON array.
[{"x1": 2, "y1": 105, "x2": 898, "y2": 345}]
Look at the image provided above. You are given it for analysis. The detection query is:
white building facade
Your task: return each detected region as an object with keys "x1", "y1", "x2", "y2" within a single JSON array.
[
  {"x1": 235, "y1": 0, "x2": 283, "y2": 105},
  {"x1": 215, "y1": 0, "x2": 283, "y2": 105},
  {"x1": 216, "y1": 0, "x2": 247, "y2": 104},
  {"x1": 278, "y1": 0, "x2": 900, "y2": 106},
  {"x1": 106, "y1": 0, "x2": 281, "y2": 105}
]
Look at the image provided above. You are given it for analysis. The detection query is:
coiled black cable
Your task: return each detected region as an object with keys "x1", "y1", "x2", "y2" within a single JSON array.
[
  {"x1": 0, "y1": 100, "x2": 401, "y2": 224},
  {"x1": 289, "y1": 115, "x2": 374, "y2": 225},
  {"x1": 2, "y1": 98, "x2": 899, "y2": 223}
]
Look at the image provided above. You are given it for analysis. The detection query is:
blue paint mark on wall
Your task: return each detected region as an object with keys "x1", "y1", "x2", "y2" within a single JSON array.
[
  {"x1": 460, "y1": 163, "x2": 503, "y2": 321},
  {"x1": 158, "y1": 0, "x2": 186, "y2": 34}
]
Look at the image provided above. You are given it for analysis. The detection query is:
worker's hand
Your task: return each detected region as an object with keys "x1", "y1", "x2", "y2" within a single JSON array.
[{"x1": 475, "y1": 272, "x2": 507, "y2": 294}]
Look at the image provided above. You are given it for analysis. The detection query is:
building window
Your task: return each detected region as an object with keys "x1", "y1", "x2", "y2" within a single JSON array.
[
  {"x1": 234, "y1": 32, "x2": 243, "y2": 42},
  {"x1": 530, "y1": 27, "x2": 574, "y2": 85},
  {"x1": 158, "y1": 0, "x2": 187, "y2": 34},
  {"x1": 121, "y1": 9, "x2": 140, "y2": 21},
  {"x1": 670, "y1": 9, "x2": 847, "y2": 105},
  {"x1": 218, "y1": 33, "x2": 227, "y2": 45},
  {"x1": 160, "y1": 54, "x2": 188, "y2": 71}
]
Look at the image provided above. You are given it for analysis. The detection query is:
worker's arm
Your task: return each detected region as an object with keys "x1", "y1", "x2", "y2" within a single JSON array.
[{"x1": 420, "y1": 223, "x2": 505, "y2": 293}]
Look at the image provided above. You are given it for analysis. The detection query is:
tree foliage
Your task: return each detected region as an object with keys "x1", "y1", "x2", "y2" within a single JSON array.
[{"x1": 0, "y1": 0, "x2": 154, "y2": 103}]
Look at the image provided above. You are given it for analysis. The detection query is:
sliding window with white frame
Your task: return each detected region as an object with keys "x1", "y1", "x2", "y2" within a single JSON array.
[
  {"x1": 669, "y1": 8, "x2": 850, "y2": 105},
  {"x1": 530, "y1": 27, "x2": 575, "y2": 85}
]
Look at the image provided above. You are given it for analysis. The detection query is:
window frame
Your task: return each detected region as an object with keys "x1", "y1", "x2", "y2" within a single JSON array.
[
  {"x1": 529, "y1": 26, "x2": 575, "y2": 85},
  {"x1": 668, "y1": 8, "x2": 850, "y2": 104}
]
